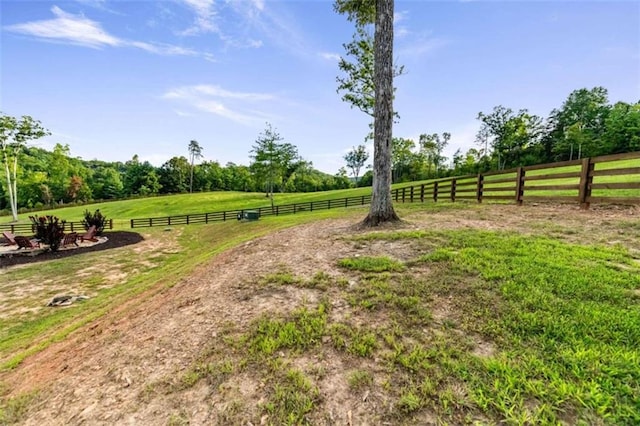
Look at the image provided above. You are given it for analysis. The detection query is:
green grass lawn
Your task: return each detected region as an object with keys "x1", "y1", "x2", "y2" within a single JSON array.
[
  {"x1": 0, "y1": 187, "x2": 373, "y2": 227},
  {"x1": 2, "y1": 203, "x2": 640, "y2": 424}
]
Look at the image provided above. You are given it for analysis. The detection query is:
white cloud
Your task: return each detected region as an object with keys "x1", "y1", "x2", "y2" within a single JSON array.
[
  {"x1": 162, "y1": 84, "x2": 277, "y2": 125},
  {"x1": 251, "y1": 0, "x2": 265, "y2": 11},
  {"x1": 5, "y1": 6, "x2": 214, "y2": 60},
  {"x1": 229, "y1": 0, "x2": 309, "y2": 58},
  {"x1": 178, "y1": 0, "x2": 217, "y2": 35},
  {"x1": 6, "y1": 6, "x2": 121, "y2": 48},
  {"x1": 177, "y1": 0, "x2": 264, "y2": 50},
  {"x1": 394, "y1": 10, "x2": 409, "y2": 24},
  {"x1": 396, "y1": 27, "x2": 410, "y2": 39},
  {"x1": 319, "y1": 52, "x2": 341, "y2": 62},
  {"x1": 397, "y1": 34, "x2": 449, "y2": 59},
  {"x1": 74, "y1": 0, "x2": 122, "y2": 15}
]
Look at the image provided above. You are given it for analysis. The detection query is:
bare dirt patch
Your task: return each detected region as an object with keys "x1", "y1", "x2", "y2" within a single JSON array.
[{"x1": 1, "y1": 204, "x2": 638, "y2": 425}]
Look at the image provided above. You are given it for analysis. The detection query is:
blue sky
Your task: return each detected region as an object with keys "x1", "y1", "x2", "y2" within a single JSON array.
[{"x1": 2, "y1": 0, "x2": 639, "y2": 174}]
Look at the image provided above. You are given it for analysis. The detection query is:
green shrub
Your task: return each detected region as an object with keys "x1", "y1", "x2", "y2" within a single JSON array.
[
  {"x1": 29, "y1": 215, "x2": 65, "y2": 252},
  {"x1": 81, "y1": 209, "x2": 107, "y2": 235}
]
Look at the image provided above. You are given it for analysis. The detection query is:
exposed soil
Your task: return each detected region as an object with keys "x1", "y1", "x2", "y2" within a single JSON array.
[
  {"x1": 1, "y1": 204, "x2": 638, "y2": 425},
  {"x1": 0, "y1": 232, "x2": 144, "y2": 269}
]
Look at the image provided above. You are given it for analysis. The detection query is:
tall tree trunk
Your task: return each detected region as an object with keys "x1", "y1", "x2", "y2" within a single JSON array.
[
  {"x1": 2, "y1": 150, "x2": 17, "y2": 221},
  {"x1": 190, "y1": 157, "x2": 194, "y2": 194},
  {"x1": 363, "y1": 0, "x2": 399, "y2": 226},
  {"x1": 12, "y1": 155, "x2": 18, "y2": 219}
]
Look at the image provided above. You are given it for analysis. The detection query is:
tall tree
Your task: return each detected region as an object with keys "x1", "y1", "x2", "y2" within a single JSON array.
[
  {"x1": 188, "y1": 140, "x2": 203, "y2": 194},
  {"x1": 0, "y1": 113, "x2": 49, "y2": 221},
  {"x1": 159, "y1": 156, "x2": 190, "y2": 194},
  {"x1": 391, "y1": 137, "x2": 415, "y2": 182},
  {"x1": 344, "y1": 144, "x2": 369, "y2": 184},
  {"x1": 549, "y1": 87, "x2": 611, "y2": 160},
  {"x1": 335, "y1": 0, "x2": 399, "y2": 225},
  {"x1": 123, "y1": 155, "x2": 161, "y2": 196},
  {"x1": 250, "y1": 123, "x2": 298, "y2": 202},
  {"x1": 419, "y1": 133, "x2": 450, "y2": 178},
  {"x1": 603, "y1": 101, "x2": 640, "y2": 154},
  {"x1": 476, "y1": 106, "x2": 543, "y2": 169}
]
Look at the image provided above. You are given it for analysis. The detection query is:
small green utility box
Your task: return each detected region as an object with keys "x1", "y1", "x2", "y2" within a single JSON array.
[{"x1": 240, "y1": 210, "x2": 260, "y2": 221}]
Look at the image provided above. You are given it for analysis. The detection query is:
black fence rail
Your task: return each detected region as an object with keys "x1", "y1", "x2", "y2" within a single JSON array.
[
  {"x1": 130, "y1": 195, "x2": 373, "y2": 228},
  {"x1": 0, "y1": 219, "x2": 114, "y2": 235}
]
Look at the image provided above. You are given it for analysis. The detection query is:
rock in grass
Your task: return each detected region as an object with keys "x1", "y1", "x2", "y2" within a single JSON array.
[{"x1": 47, "y1": 295, "x2": 89, "y2": 307}]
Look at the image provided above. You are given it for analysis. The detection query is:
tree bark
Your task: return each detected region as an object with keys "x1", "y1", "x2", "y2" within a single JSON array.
[
  {"x1": 363, "y1": 0, "x2": 399, "y2": 226},
  {"x1": 2, "y1": 149, "x2": 17, "y2": 221}
]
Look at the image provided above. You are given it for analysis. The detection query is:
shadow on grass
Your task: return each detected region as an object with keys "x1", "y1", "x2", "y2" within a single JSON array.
[{"x1": 0, "y1": 231, "x2": 144, "y2": 268}]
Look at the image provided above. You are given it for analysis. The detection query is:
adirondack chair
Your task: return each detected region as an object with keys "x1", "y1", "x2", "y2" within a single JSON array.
[
  {"x1": 2, "y1": 231, "x2": 17, "y2": 245},
  {"x1": 14, "y1": 235, "x2": 41, "y2": 249},
  {"x1": 79, "y1": 225, "x2": 98, "y2": 242},
  {"x1": 60, "y1": 232, "x2": 79, "y2": 248}
]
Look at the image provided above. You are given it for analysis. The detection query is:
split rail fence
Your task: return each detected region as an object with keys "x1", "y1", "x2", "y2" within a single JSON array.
[{"x1": 393, "y1": 151, "x2": 640, "y2": 207}]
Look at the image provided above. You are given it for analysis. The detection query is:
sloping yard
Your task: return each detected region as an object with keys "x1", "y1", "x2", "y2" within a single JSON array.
[{"x1": 1, "y1": 203, "x2": 639, "y2": 425}]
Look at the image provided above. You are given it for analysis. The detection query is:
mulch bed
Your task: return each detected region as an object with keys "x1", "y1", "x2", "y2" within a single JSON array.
[{"x1": 0, "y1": 231, "x2": 144, "y2": 268}]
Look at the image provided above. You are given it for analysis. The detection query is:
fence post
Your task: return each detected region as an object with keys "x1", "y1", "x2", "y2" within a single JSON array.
[
  {"x1": 410, "y1": 186, "x2": 414, "y2": 202},
  {"x1": 186, "y1": 215, "x2": 189, "y2": 225},
  {"x1": 328, "y1": 200, "x2": 332, "y2": 209},
  {"x1": 276, "y1": 206, "x2": 279, "y2": 215},
  {"x1": 149, "y1": 218, "x2": 153, "y2": 227},
  {"x1": 223, "y1": 211, "x2": 226, "y2": 221},
  {"x1": 578, "y1": 157, "x2": 594, "y2": 209},
  {"x1": 361, "y1": 195, "x2": 365, "y2": 205},
  {"x1": 450, "y1": 179, "x2": 457, "y2": 202},
  {"x1": 293, "y1": 204, "x2": 296, "y2": 213},
  {"x1": 395, "y1": 188, "x2": 399, "y2": 201},
  {"x1": 420, "y1": 184, "x2": 425, "y2": 202},
  {"x1": 310, "y1": 202, "x2": 313, "y2": 212},
  {"x1": 130, "y1": 219, "x2": 134, "y2": 228},
  {"x1": 476, "y1": 174, "x2": 484, "y2": 203},
  {"x1": 110, "y1": 219, "x2": 113, "y2": 229},
  {"x1": 168, "y1": 217, "x2": 171, "y2": 226},
  {"x1": 515, "y1": 167, "x2": 525, "y2": 206},
  {"x1": 205, "y1": 213, "x2": 209, "y2": 224},
  {"x1": 402, "y1": 187, "x2": 406, "y2": 203},
  {"x1": 433, "y1": 182, "x2": 439, "y2": 202}
]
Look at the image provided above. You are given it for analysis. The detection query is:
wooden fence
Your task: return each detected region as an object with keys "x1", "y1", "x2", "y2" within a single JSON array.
[
  {"x1": 392, "y1": 151, "x2": 640, "y2": 208},
  {"x1": 130, "y1": 195, "x2": 373, "y2": 228},
  {"x1": 0, "y1": 219, "x2": 114, "y2": 235}
]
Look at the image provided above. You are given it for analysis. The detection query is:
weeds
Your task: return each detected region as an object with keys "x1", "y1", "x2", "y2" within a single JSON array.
[{"x1": 338, "y1": 256, "x2": 405, "y2": 273}]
